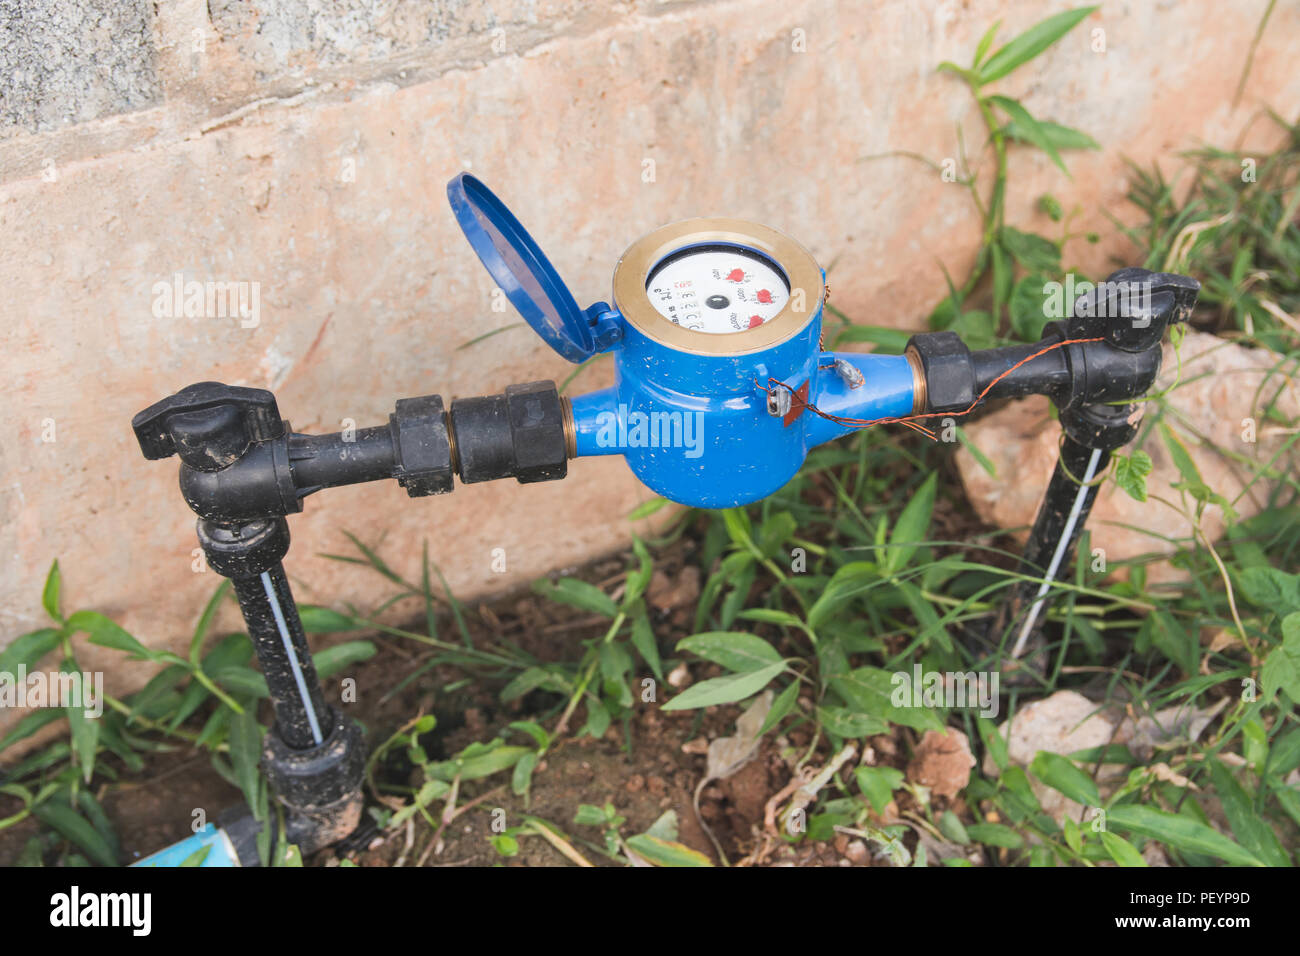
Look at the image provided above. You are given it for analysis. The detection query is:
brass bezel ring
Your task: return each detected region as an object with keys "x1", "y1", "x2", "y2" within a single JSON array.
[{"x1": 612, "y1": 218, "x2": 824, "y2": 356}]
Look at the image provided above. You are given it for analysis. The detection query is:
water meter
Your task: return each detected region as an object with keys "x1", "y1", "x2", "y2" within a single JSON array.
[{"x1": 447, "y1": 174, "x2": 919, "y2": 508}]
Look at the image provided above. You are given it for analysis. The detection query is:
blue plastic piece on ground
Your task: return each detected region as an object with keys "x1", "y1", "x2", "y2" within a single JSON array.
[{"x1": 131, "y1": 823, "x2": 240, "y2": 867}]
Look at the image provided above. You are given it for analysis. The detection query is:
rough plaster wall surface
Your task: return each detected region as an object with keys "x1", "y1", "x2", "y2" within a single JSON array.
[
  {"x1": 0, "y1": 0, "x2": 162, "y2": 132},
  {"x1": 1, "y1": 0, "x2": 1299, "y2": 747}
]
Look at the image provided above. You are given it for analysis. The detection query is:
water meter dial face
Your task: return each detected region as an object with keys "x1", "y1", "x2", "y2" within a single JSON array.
[
  {"x1": 613, "y1": 218, "x2": 823, "y2": 356},
  {"x1": 646, "y1": 245, "x2": 790, "y2": 334}
]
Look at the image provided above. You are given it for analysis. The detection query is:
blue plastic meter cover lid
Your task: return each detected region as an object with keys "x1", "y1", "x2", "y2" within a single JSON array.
[{"x1": 446, "y1": 173, "x2": 595, "y2": 363}]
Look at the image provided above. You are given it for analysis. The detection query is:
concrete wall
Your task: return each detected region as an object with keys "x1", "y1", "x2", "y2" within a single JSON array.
[{"x1": 3, "y1": 0, "x2": 1299, "y2": 727}]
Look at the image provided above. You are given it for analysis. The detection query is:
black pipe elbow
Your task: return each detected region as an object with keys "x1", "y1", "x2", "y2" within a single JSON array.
[{"x1": 179, "y1": 440, "x2": 301, "y2": 521}]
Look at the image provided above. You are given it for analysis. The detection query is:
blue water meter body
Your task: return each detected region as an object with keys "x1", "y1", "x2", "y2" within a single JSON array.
[{"x1": 448, "y1": 174, "x2": 918, "y2": 509}]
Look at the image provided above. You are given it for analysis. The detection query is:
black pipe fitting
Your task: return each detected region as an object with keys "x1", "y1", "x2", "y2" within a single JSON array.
[
  {"x1": 907, "y1": 268, "x2": 1195, "y2": 417},
  {"x1": 904, "y1": 331, "x2": 976, "y2": 413},
  {"x1": 449, "y1": 381, "x2": 568, "y2": 484},
  {"x1": 135, "y1": 379, "x2": 570, "y2": 522},
  {"x1": 389, "y1": 394, "x2": 455, "y2": 496},
  {"x1": 261, "y1": 708, "x2": 367, "y2": 855}
]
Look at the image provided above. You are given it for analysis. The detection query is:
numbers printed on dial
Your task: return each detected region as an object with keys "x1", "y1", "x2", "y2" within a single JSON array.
[{"x1": 646, "y1": 246, "x2": 790, "y2": 334}]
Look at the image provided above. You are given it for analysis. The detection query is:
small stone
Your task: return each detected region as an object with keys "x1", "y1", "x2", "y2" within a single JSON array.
[
  {"x1": 906, "y1": 729, "x2": 975, "y2": 798},
  {"x1": 844, "y1": 840, "x2": 869, "y2": 865}
]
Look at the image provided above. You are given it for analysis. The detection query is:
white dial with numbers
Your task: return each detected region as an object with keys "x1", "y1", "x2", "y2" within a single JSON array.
[{"x1": 646, "y1": 245, "x2": 790, "y2": 334}]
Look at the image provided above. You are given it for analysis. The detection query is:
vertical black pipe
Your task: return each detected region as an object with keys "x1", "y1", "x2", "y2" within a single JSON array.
[
  {"x1": 994, "y1": 433, "x2": 1112, "y2": 659},
  {"x1": 228, "y1": 562, "x2": 329, "y2": 749},
  {"x1": 198, "y1": 518, "x2": 331, "y2": 750},
  {"x1": 993, "y1": 400, "x2": 1142, "y2": 659}
]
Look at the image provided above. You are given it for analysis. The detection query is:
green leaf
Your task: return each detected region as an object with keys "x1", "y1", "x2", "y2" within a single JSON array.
[
  {"x1": 500, "y1": 666, "x2": 570, "y2": 702},
  {"x1": 624, "y1": 834, "x2": 713, "y2": 866},
  {"x1": 490, "y1": 834, "x2": 520, "y2": 857},
  {"x1": 41, "y1": 560, "x2": 62, "y2": 622},
  {"x1": 720, "y1": 508, "x2": 756, "y2": 553},
  {"x1": 298, "y1": 606, "x2": 360, "y2": 633},
  {"x1": 676, "y1": 631, "x2": 782, "y2": 673},
  {"x1": 275, "y1": 843, "x2": 304, "y2": 867},
  {"x1": 511, "y1": 751, "x2": 538, "y2": 797},
  {"x1": 1236, "y1": 567, "x2": 1300, "y2": 613},
  {"x1": 1107, "y1": 805, "x2": 1262, "y2": 866},
  {"x1": 832, "y1": 324, "x2": 912, "y2": 352},
  {"x1": 598, "y1": 641, "x2": 632, "y2": 683},
  {"x1": 1000, "y1": 226, "x2": 1061, "y2": 273},
  {"x1": 206, "y1": 665, "x2": 267, "y2": 698},
  {"x1": 1207, "y1": 759, "x2": 1290, "y2": 866},
  {"x1": 956, "y1": 426, "x2": 997, "y2": 478},
  {"x1": 855, "y1": 766, "x2": 905, "y2": 814},
  {"x1": 1261, "y1": 613, "x2": 1300, "y2": 703},
  {"x1": 0, "y1": 628, "x2": 62, "y2": 675},
  {"x1": 68, "y1": 611, "x2": 156, "y2": 661},
  {"x1": 180, "y1": 845, "x2": 213, "y2": 867},
  {"x1": 228, "y1": 703, "x2": 265, "y2": 818},
  {"x1": 972, "y1": 19, "x2": 1001, "y2": 66},
  {"x1": 737, "y1": 608, "x2": 806, "y2": 630},
  {"x1": 808, "y1": 562, "x2": 878, "y2": 631},
  {"x1": 977, "y1": 715, "x2": 1009, "y2": 771},
  {"x1": 991, "y1": 95, "x2": 1067, "y2": 175},
  {"x1": 976, "y1": 6, "x2": 1096, "y2": 85},
  {"x1": 990, "y1": 240, "x2": 1012, "y2": 316},
  {"x1": 1037, "y1": 193, "x2": 1064, "y2": 221},
  {"x1": 1159, "y1": 422, "x2": 1202, "y2": 486},
  {"x1": 940, "y1": 810, "x2": 971, "y2": 845},
  {"x1": 574, "y1": 804, "x2": 608, "y2": 826},
  {"x1": 63, "y1": 666, "x2": 99, "y2": 784},
  {"x1": 661, "y1": 662, "x2": 785, "y2": 711},
  {"x1": 312, "y1": 640, "x2": 377, "y2": 678},
  {"x1": 830, "y1": 666, "x2": 944, "y2": 732},
  {"x1": 629, "y1": 613, "x2": 664, "y2": 682},
  {"x1": 1099, "y1": 830, "x2": 1147, "y2": 866},
  {"x1": 188, "y1": 580, "x2": 231, "y2": 663},
  {"x1": 1009, "y1": 273, "x2": 1054, "y2": 341},
  {"x1": 1112, "y1": 451, "x2": 1153, "y2": 502},
  {"x1": 950, "y1": 309, "x2": 998, "y2": 351},
  {"x1": 627, "y1": 497, "x2": 669, "y2": 521},
  {"x1": 429, "y1": 744, "x2": 530, "y2": 782},
  {"x1": 32, "y1": 799, "x2": 116, "y2": 867},
  {"x1": 1006, "y1": 118, "x2": 1100, "y2": 152},
  {"x1": 532, "y1": 578, "x2": 618, "y2": 617},
  {"x1": 759, "y1": 680, "x2": 800, "y2": 735},
  {"x1": 885, "y1": 473, "x2": 937, "y2": 575},
  {"x1": 624, "y1": 537, "x2": 654, "y2": 606},
  {"x1": 966, "y1": 822, "x2": 1025, "y2": 849},
  {"x1": 1029, "y1": 751, "x2": 1100, "y2": 806},
  {"x1": 757, "y1": 512, "x2": 797, "y2": 559},
  {"x1": 819, "y1": 706, "x2": 888, "y2": 740},
  {"x1": 0, "y1": 708, "x2": 63, "y2": 755},
  {"x1": 508, "y1": 720, "x2": 550, "y2": 750},
  {"x1": 1267, "y1": 727, "x2": 1300, "y2": 777}
]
